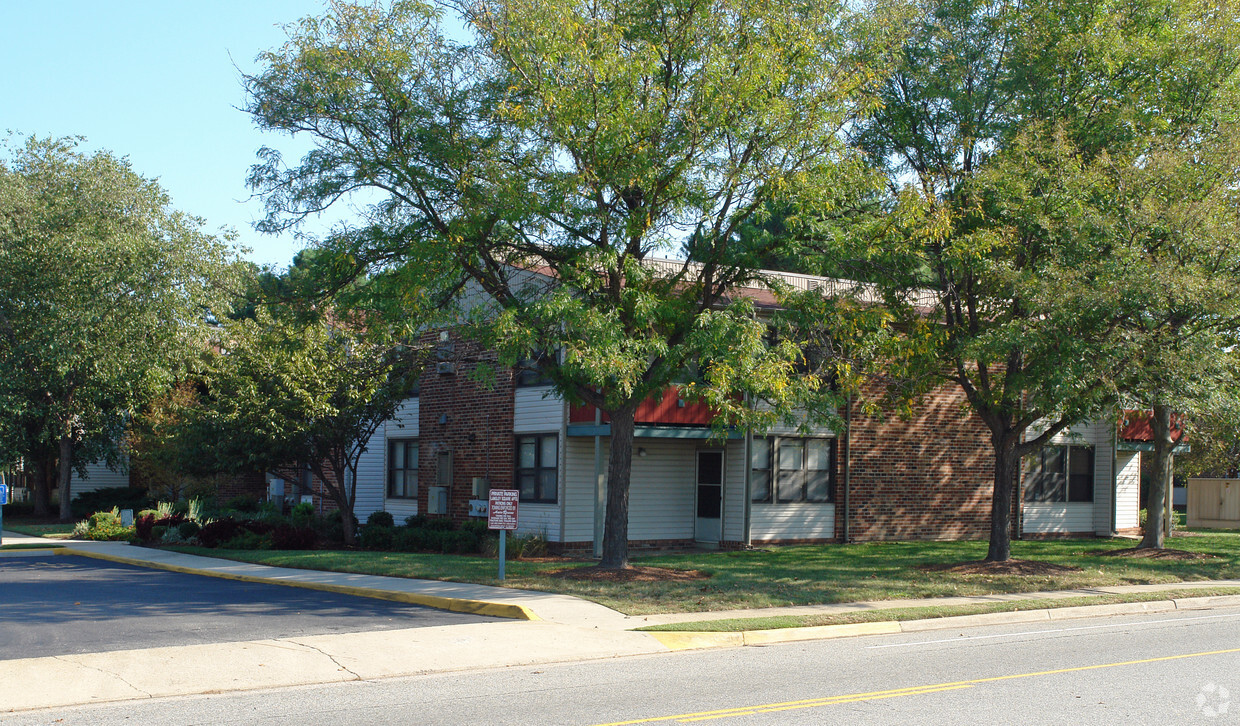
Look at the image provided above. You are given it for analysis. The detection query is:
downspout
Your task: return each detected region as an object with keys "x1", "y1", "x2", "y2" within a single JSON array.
[
  {"x1": 1110, "y1": 415, "x2": 1118, "y2": 537},
  {"x1": 743, "y1": 394, "x2": 753, "y2": 548},
  {"x1": 842, "y1": 393, "x2": 852, "y2": 544},
  {"x1": 558, "y1": 397, "x2": 568, "y2": 549}
]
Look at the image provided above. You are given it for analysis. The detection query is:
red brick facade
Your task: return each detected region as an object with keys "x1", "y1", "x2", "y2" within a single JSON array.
[
  {"x1": 415, "y1": 332, "x2": 517, "y2": 523},
  {"x1": 841, "y1": 382, "x2": 1000, "y2": 542}
]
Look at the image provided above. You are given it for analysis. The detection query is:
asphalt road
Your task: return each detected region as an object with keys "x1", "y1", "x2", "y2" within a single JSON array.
[
  {"x1": 10, "y1": 605, "x2": 1240, "y2": 725},
  {"x1": 0, "y1": 554, "x2": 497, "y2": 660}
]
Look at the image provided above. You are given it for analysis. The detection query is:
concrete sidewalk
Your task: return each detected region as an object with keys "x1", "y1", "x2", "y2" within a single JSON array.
[{"x1": 4, "y1": 530, "x2": 1240, "y2": 713}]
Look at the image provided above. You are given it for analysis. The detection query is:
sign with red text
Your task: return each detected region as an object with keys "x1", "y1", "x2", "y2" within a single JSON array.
[{"x1": 487, "y1": 489, "x2": 519, "y2": 530}]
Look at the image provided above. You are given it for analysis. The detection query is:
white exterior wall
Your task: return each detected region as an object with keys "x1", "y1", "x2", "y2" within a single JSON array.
[
  {"x1": 1115, "y1": 451, "x2": 1141, "y2": 530},
  {"x1": 513, "y1": 386, "x2": 563, "y2": 433},
  {"x1": 563, "y1": 436, "x2": 602, "y2": 544},
  {"x1": 625, "y1": 438, "x2": 700, "y2": 541},
  {"x1": 722, "y1": 438, "x2": 747, "y2": 543},
  {"x1": 69, "y1": 460, "x2": 129, "y2": 494},
  {"x1": 1021, "y1": 419, "x2": 1115, "y2": 535},
  {"x1": 750, "y1": 502, "x2": 836, "y2": 541},
  {"x1": 355, "y1": 397, "x2": 420, "y2": 522}
]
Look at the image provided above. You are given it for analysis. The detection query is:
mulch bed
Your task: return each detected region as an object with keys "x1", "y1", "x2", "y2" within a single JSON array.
[
  {"x1": 918, "y1": 559, "x2": 1083, "y2": 576},
  {"x1": 1098, "y1": 547, "x2": 1218, "y2": 561},
  {"x1": 548, "y1": 565, "x2": 712, "y2": 582}
]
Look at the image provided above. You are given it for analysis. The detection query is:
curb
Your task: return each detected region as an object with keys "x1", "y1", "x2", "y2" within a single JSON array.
[
  {"x1": 646, "y1": 595, "x2": 1240, "y2": 651},
  {"x1": 56, "y1": 548, "x2": 540, "y2": 621}
]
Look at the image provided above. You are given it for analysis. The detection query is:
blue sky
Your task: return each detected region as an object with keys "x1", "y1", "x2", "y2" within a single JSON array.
[{"x1": 1, "y1": 1, "x2": 357, "y2": 268}]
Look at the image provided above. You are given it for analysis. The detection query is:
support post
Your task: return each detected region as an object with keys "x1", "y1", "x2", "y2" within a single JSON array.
[{"x1": 498, "y1": 529, "x2": 506, "y2": 582}]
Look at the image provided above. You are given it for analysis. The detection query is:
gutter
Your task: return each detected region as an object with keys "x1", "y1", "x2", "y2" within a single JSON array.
[
  {"x1": 842, "y1": 393, "x2": 852, "y2": 544},
  {"x1": 1110, "y1": 415, "x2": 1118, "y2": 537}
]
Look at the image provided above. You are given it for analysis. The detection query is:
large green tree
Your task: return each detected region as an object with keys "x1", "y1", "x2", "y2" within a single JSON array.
[
  {"x1": 246, "y1": 0, "x2": 897, "y2": 568},
  {"x1": 0, "y1": 136, "x2": 235, "y2": 520},
  {"x1": 822, "y1": 0, "x2": 1240, "y2": 561},
  {"x1": 199, "y1": 300, "x2": 428, "y2": 546}
]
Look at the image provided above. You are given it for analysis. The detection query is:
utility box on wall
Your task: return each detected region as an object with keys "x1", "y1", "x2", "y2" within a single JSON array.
[{"x1": 428, "y1": 486, "x2": 449, "y2": 515}]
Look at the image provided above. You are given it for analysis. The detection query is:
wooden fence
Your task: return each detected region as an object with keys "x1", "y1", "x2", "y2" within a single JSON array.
[{"x1": 1186, "y1": 478, "x2": 1240, "y2": 528}]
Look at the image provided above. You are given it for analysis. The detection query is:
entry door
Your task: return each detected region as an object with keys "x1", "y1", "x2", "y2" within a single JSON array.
[{"x1": 695, "y1": 450, "x2": 724, "y2": 544}]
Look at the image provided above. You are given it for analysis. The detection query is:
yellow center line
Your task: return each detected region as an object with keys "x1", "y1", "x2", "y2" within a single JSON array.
[{"x1": 587, "y1": 647, "x2": 1240, "y2": 726}]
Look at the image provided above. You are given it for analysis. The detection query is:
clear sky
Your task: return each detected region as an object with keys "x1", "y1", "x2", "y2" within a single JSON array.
[{"x1": 1, "y1": 1, "x2": 356, "y2": 268}]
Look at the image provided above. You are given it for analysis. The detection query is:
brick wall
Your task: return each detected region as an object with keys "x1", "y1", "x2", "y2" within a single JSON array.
[
  {"x1": 417, "y1": 332, "x2": 516, "y2": 523},
  {"x1": 842, "y1": 382, "x2": 1001, "y2": 542}
]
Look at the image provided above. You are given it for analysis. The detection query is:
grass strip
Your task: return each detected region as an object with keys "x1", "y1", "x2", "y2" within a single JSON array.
[
  {"x1": 636, "y1": 587, "x2": 1240, "y2": 632},
  {"x1": 0, "y1": 543, "x2": 66, "y2": 550},
  {"x1": 3, "y1": 522, "x2": 76, "y2": 537}
]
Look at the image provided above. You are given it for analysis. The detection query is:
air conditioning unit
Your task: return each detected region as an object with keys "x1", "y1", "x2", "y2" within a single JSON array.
[
  {"x1": 428, "y1": 486, "x2": 449, "y2": 515},
  {"x1": 436, "y1": 361, "x2": 456, "y2": 375}
]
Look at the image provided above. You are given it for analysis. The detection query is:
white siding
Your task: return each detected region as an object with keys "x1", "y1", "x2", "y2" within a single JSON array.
[
  {"x1": 1023, "y1": 418, "x2": 1117, "y2": 535},
  {"x1": 356, "y1": 397, "x2": 420, "y2": 522},
  {"x1": 751, "y1": 503, "x2": 835, "y2": 541},
  {"x1": 69, "y1": 460, "x2": 129, "y2": 494},
  {"x1": 563, "y1": 437, "x2": 602, "y2": 544},
  {"x1": 722, "y1": 439, "x2": 747, "y2": 543},
  {"x1": 513, "y1": 386, "x2": 564, "y2": 433},
  {"x1": 1022, "y1": 503, "x2": 1094, "y2": 534},
  {"x1": 626, "y1": 439, "x2": 699, "y2": 541},
  {"x1": 516, "y1": 503, "x2": 560, "y2": 539},
  {"x1": 1115, "y1": 451, "x2": 1141, "y2": 530}
]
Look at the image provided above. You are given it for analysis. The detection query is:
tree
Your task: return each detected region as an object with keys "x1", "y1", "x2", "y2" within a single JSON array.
[
  {"x1": 200, "y1": 300, "x2": 427, "y2": 546},
  {"x1": 819, "y1": 0, "x2": 1240, "y2": 561},
  {"x1": 0, "y1": 136, "x2": 236, "y2": 521},
  {"x1": 246, "y1": 0, "x2": 898, "y2": 568}
]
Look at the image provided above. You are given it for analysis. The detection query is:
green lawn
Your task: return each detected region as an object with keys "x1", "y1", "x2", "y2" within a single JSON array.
[
  {"x1": 3, "y1": 521, "x2": 76, "y2": 538},
  {"x1": 638, "y1": 587, "x2": 1240, "y2": 631},
  {"x1": 170, "y1": 531, "x2": 1240, "y2": 616}
]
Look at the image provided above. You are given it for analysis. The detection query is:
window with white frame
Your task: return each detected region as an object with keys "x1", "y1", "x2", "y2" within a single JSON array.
[
  {"x1": 1023, "y1": 444, "x2": 1094, "y2": 503},
  {"x1": 516, "y1": 434, "x2": 558, "y2": 503},
  {"x1": 387, "y1": 440, "x2": 418, "y2": 499},
  {"x1": 751, "y1": 437, "x2": 834, "y2": 503}
]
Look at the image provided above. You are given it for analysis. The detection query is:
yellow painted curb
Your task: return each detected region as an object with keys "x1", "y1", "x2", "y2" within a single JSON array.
[
  {"x1": 56, "y1": 548, "x2": 539, "y2": 621},
  {"x1": 744, "y1": 620, "x2": 901, "y2": 645},
  {"x1": 648, "y1": 631, "x2": 745, "y2": 651}
]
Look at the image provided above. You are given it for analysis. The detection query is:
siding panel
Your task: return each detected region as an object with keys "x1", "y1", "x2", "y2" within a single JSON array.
[
  {"x1": 751, "y1": 502, "x2": 835, "y2": 541},
  {"x1": 513, "y1": 386, "x2": 564, "y2": 433}
]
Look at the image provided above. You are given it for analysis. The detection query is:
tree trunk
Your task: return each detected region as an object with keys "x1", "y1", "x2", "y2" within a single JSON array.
[
  {"x1": 57, "y1": 436, "x2": 74, "y2": 523},
  {"x1": 32, "y1": 456, "x2": 52, "y2": 518},
  {"x1": 599, "y1": 405, "x2": 637, "y2": 570},
  {"x1": 1139, "y1": 403, "x2": 1173, "y2": 550},
  {"x1": 985, "y1": 436, "x2": 1020, "y2": 562},
  {"x1": 340, "y1": 507, "x2": 356, "y2": 546}
]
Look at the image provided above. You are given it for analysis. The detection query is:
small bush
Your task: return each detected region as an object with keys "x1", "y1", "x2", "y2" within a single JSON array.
[
  {"x1": 404, "y1": 514, "x2": 429, "y2": 529},
  {"x1": 221, "y1": 530, "x2": 273, "y2": 550},
  {"x1": 160, "y1": 527, "x2": 187, "y2": 545},
  {"x1": 367, "y1": 511, "x2": 395, "y2": 528},
  {"x1": 135, "y1": 513, "x2": 157, "y2": 542},
  {"x1": 460, "y1": 518, "x2": 489, "y2": 537},
  {"x1": 71, "y1": 487, "x2": 153, "y2": 518},
  {"x1": 225, "y1": 495, "x2": 260, "y2": 513},
  {"x1": 424, "y1": 517, "x2": 456, "y2": 531},
  {"x1": 271, "y1": 524, "x2": 317, "y2": 550},
  {"x1": 151, "y1": 525, "x2": 169, "y2": 541},
  {"x1": 290, "y1": 502, "x2": 316, "y2": 528},
  {"x1": 360, "y1": 524, "x2": 396, "y2": 550},
  {"x1": 197, "y1": 518, "x2": 242, "y2": 548},
  {"x1": 178, "y1": 521, "x2": 201, "y2": 539},
  {"x1": 89, "y1": 508, "x2": 121, "y2": 529}
]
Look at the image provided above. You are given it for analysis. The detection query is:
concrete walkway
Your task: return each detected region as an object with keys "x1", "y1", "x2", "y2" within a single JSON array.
[{"x1": 4, "y1": 530, "x2": 1240, "y2": 713}]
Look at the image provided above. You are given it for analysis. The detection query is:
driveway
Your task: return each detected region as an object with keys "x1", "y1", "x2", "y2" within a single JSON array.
[{"x1": 0, "y1": 554, "x2": 498, "y2": 660}]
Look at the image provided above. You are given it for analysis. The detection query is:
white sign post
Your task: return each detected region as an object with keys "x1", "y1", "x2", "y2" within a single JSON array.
[{"x1": 487, "y1": 489, "x2": 519, "y2": 581}]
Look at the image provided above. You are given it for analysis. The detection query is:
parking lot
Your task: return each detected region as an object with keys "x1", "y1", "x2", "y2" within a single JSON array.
[{"x1": 0, "y1": 554, "x2": 498, "y2": 660}]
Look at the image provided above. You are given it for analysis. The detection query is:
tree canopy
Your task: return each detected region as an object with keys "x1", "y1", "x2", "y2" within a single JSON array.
[
  {"x1": 0, "y1": 136, "x2": 237, "y2": 519},
  {"x1": 246, "y1": 0, "x2": 902, "y2": 567}
]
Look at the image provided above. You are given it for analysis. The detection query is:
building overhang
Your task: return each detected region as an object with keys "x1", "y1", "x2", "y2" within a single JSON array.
[
  {"x1": 566, "y1": 424, "x2": 745, "y2": 440},
  {"x1": 1117, "y1": 442, "x2": 1191, "y2": 454}
]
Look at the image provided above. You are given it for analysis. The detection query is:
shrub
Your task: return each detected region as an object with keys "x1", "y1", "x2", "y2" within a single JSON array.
[
  {"x1": 404, "y1": 514, "x2": 429, "y2": 529},
  {"x1": 178, "y1": 521, "x2": 201, "y2": 539},
  {"x1": 290, "y1": 502, "x2": 316, "y2": 528},
  {"x1": 89, "y1": 508, "x2": 121, "y2": 529},
  {"x1": 271, "y1": 524, "x2": 317, "y2": 550},
  {"x1": 360, "y1": 524, "x2": 395, "y2": 550},
  {"x1": 460, "y1": 519, "x2": 489, "y2": 537},
  {"x1": 221, "y1": 530, "x2": 273, "y2": 550},
  {"x1": 197, "y1": 518, "x2": 242, "y2": 548},
  {"x1": 134, "y1": 513, "x2": 157, "y2": 542},
  {"x1": 224, "y1": 495, "x2": 260, "y2": 513},
  {"x1": 424, "y1": 517, "x2": 456, "y2": 531},
  {"x1": 151, "y1": 525, "x2": 169, "y2": 541},
  {"x1": 80, "y1": 522, "x2": 137, "y2": 542},
  {"x1": 71, "y1": 487, "x2": 153, "y2": 518},
  {"x1": 367, "y1": 510, "x2": 395, "y2": 528},
  {"x1": 160, "y1": 527, "x2": 187, "y2": 545}
]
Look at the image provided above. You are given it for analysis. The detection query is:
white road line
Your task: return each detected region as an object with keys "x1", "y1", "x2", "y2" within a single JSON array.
[{"x1": 867, "y1": 611, "x2": 1240, "y2": 649}]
